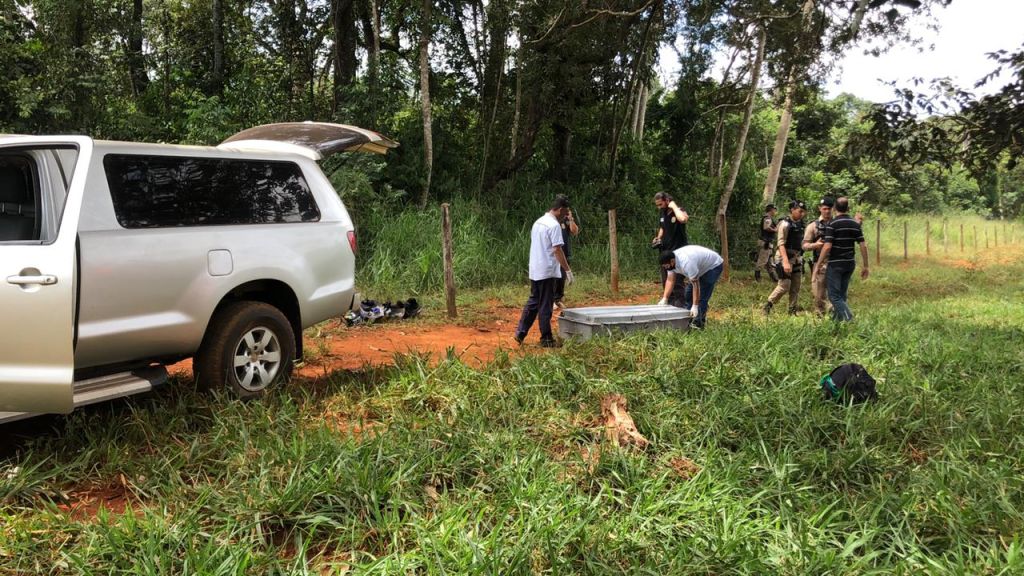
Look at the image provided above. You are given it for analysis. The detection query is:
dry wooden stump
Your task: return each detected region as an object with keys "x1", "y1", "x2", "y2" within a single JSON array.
[{"x1": 600, "y1": 393, "x2": 650, "y2": 449}]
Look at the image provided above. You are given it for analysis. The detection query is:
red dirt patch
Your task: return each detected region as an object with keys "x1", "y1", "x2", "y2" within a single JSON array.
[
  {"x1": 56, "y1": 480, "x2": 142, "y2": 521},
  {"x1": 170, "y1": 293, "x2": 653, "y2": 380}
]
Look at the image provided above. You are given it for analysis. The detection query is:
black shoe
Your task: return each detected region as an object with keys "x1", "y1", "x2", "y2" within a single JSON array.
[
  {"x1": 788, "y1": 306, "x2": 800, "y2": 316},
  {"x1": 513, "y1": 333, "x2": 525, "y2": 345},
  {"x1": 762, "y1": 302, "x2": 773, "y2": 316},
  {"x1": 540, "y1": 338, "x2": 562, "y2": 348}
]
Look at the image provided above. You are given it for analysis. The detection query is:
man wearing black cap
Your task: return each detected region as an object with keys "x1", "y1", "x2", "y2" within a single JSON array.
[
  {"x1": 755, "y1": 204, "x2": 778, "y2": 282},
  {"x1": 803, "y1": 197, "x2": 834, "y2": 316},
  {"x1": 762, "y1": 200, "x2": 806, "y2": 316}
]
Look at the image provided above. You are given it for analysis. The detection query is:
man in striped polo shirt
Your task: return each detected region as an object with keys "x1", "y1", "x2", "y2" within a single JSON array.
[{"x1": 813, "y1": 197, "x2": 869, "y2": 321}]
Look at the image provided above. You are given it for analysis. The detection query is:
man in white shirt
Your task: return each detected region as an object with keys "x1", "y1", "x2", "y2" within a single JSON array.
[
  {"x1": 657, "y1": 245, "x2": 724, "y2": 329},
  {"x1": 515, "y1": 195, "x2": 574, "y2": 347}
]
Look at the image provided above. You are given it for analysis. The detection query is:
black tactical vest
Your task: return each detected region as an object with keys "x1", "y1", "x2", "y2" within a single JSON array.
[
  {"x1": 760, "y1": 214, "x2": 775, "y2": 242},
  {"x1": 782, "y1": 217, "x2": 805, "y2": 254},
  {"x1": 811, "y1": 219, "x2": 828, "y2": 263}
]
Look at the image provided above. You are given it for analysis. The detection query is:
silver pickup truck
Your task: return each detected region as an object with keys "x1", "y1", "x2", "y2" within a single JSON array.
[{"x1": 0, "y1": 122, "x2": 396, "y2": 423}]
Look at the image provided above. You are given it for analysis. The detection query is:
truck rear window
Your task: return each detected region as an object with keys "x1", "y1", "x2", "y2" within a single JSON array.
[{"x1": 104, "y1": 154, "x2": 320, "y2": 228}]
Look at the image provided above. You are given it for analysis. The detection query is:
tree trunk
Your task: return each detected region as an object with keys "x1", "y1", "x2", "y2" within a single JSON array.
[
  {"x1": 761, "y1": 0, "x2": 815, "y2": 205},
  {"x1": 848, "y1": 0, "x2": 872, "y2": 39},
  {"x1": 488, "y1": 90, "x2": 543, "y2": 191},
  {"x1": 211, "y1": 0, "x2": 224, "y2": 93},
  {"x1": 127, "y1": 0, "x2": 148, "y2": 97},
  {"x1": 609, "y1": 14, "x2": 654, "y2": 181},
  {"x1": 509, "y1": 48, "x2": 521, "y2": 162},
  {"x1": 551, "y1": 122, "x2": 572, "y2": 182},
  {"x1": 636, "y1": 84, "x2": 649, "y2": 140},
  {"x1": 717, "y1": 24, "x2": 766, "y2": 230},
  {"x1": 709, "y1": 110, "x2": 725, "y2": 178},
  {"x1": 370, "y1": 0, "x2": 381, "y2": 79},
  {"x1": 761, "y1": 68, "x2": 796, "y2": 205},
  {"x1": 476, "y1": 0, "x2": 509, "y2": 197},
  {"x1": 630, "y1": 83, "x2": 643, "y2": 138},
  {"x1": 332, "y1": 0, "x2": 358, "y2": 99},
  {"x1": 418, "y1": 0, "x2": 433, "y2": 207}
]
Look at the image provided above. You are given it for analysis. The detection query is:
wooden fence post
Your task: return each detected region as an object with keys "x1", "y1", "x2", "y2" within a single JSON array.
[
  {"x1": 926, "y1": 220, "x2": 931, "y2": 255},
  {"x1": 608, "y1": 209, "x2": 619, "y2": 296},
  {"x1": 441, "y1": 203, "x2": 457, "y2": 319},
  {"x1": 942, "y1": 219, "x2": 948, "y2": 254},
  {"x1": 974, "y1": 226, "x2": 978, "y2": 250},
  {"x1": 875, "y1": 219, "x2": 881, "y2": 266},
  {"x1": 995, "y1": 226, "x2": 999, "y2": 247},
  {"x1": 719, "y1": 213, "x2": 730, "y2": 282},
  {"x1": 903, "y1": 221, "x2": 908, "y2": 261},
  {"x1": 985, "y1": 227, "x2": 989, "y2": 249},
  {"x1": 960, "y1": 223, "x2": 964, "y2": 252}
]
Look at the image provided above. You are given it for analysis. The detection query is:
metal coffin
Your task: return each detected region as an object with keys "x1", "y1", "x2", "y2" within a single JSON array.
[{"x1": 558, "y1": 305, "x2": 691, "y2": 340}]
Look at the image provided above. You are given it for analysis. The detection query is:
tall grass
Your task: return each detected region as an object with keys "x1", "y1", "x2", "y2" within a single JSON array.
[
  {"x1": 356, "y1": 206, "x2": 1022, "y2": 299},
  {"x1": 2, "y1": 246, "x2": 1023, "y2": 574}
]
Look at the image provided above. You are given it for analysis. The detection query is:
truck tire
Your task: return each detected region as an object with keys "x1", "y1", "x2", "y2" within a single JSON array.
[{"x1": 194, "y1": 301, "x2": 295, "y2": 398}]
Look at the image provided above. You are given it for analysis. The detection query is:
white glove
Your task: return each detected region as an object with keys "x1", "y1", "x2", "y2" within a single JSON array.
[
  {"x1": 657, "y1": 298, "x2": 668, "y2": 306},
  {"x1": 690, "y1": 305, "x2": 699, "y2": 317},
  {"x1": 564, "y1": 269, "x2": 575, "y2": 286}
]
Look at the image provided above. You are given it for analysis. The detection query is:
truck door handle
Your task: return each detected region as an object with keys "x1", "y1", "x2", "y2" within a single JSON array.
[{"x1": 7, "y1": 274, "x2": 58, "y2": 286}]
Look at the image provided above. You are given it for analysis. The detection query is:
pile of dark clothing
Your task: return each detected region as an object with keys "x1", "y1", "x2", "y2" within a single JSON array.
[{"x1": 344, "y1": 298, "x2": 421, "y2": 327}]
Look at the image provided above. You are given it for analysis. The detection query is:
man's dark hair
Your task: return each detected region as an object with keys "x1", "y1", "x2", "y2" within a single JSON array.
[
  {"x1": 659, "y1": 250, "x2": 676, "y2": 265},
  {"x1": 654, "y1": 192, "x2": 673, "y2": 202},
  {"x1": 551, "y1": 194, "x2": 570, "y2": 210},
  {"x1": 766, "y1": 204, "x2": 776, "y2": 212},
  {"x1": 835, "y1": 197, "x2": 850, "y2": 213}
]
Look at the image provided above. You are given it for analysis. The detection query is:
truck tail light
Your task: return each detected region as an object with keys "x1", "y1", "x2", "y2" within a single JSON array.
[{"x1": 347, "y1": 230, "x2": 357, "y2": 255}]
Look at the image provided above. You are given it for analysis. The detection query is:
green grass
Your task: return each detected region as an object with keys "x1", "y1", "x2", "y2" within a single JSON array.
[{"x1": 2, "y1": 243, "x2": 1024, "y2": 574}]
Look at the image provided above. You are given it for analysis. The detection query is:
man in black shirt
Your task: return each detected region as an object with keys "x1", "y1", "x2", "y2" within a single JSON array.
[
  {"x1": 652, "y1": 192, "x2": 689, "y2": 301},
  {"x1": 553, "y1": 208, "x2": 579, "y2": 310},
  {"x1": 814, "y1": 197, "x2": 870, "y2": 321}
]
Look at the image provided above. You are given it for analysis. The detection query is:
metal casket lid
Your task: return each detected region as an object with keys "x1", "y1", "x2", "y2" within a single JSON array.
[{"x1": 560, "y1": 305, "x2": 691, "y2": 324}]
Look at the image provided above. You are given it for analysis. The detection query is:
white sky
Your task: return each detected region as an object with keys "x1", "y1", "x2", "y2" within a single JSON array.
[
  {"x1": 656, "y1": 0, "x2": 1024, "y2": 104},
  {"x1": 829, "y1": 0, "x2": 1024, "y2": 102}
]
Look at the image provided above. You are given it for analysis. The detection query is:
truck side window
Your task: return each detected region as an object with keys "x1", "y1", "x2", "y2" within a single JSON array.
[
  {"x1": 103, "y1": 155, "x2": 321, "y2": 228},
  {"x1": 0, "y1": 155, "x2": 41, "y2": 242}
]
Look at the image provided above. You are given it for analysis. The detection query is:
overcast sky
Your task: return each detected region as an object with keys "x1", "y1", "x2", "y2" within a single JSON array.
[
  {"x1": 829, "y1": 0, "x2": 1024, "y2": 102},
  {"x1": 656, "y1": 0, "x2": 1024, "y2": 104}
]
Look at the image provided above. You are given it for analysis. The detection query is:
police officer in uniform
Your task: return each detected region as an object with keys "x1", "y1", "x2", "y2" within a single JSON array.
[
  {"x1": 755, "y1": 204, "x2": 778, "y2": 282},
  {"x1": 762, "y1": 200, "x2": 806, "y2": 316},
  {"x1": 803, "y1": 197, "x2": 833, "y2": 317}
]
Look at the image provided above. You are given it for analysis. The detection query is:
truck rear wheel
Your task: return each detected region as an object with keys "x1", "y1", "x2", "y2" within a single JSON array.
[{"x1": 195, "y1": 301, "x2": 295, "y2": 398}]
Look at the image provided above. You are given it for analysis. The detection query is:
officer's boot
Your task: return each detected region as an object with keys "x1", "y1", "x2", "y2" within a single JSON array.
[
  {"x1": 754, "y1": 270, "x2": 762, "y2": 282},
  {"x1": 762, "y1": 302, "x2": 773, "y2": 317},
  {"x1": 788, "y1": 305, "x2": 800, "y2": 316}
]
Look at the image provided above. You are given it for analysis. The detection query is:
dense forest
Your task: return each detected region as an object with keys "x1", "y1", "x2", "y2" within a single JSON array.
[{"x1": 2, "y1": 0, "x2": 1022, "y2": 289}]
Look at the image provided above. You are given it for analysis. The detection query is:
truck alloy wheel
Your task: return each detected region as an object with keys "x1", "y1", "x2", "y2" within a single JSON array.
[{"x1": 195, "y1": 301, "x2": 295, "y2": 398}]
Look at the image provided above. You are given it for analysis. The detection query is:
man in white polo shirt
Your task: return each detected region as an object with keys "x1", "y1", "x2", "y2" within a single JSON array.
[
  {"x1": 515, "y1": 195, "x2": 574, "y2": 347},
  {"x1": 657, "y1": 245, "x2": 724, "y2": 329}
]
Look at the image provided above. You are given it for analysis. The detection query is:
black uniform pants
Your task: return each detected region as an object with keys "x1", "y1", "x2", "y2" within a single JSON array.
[{"x1": 516, "y1": 277, "x2": 558, "y2": 341}]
